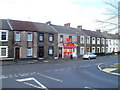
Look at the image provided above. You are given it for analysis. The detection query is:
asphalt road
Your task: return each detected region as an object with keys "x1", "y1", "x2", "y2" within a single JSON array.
[{"x1": 1, "y1": 55, "x2": 119, "y2": 89}]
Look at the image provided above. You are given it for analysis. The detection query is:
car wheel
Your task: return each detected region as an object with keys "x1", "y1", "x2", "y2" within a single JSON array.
[{"x1": 88, "y1": 57, "x2": 90, "y2": 60}]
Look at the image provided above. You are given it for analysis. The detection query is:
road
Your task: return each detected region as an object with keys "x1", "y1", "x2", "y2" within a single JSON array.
[{"x1": 1, "y1": 55, "x2": 119, "y2": 89}]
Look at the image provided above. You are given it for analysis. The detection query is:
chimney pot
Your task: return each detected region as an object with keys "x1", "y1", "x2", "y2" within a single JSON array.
[
  {"x1": 77, "y1": 25, "x2": 82, "y2": 29},
  {"x1": 103, "y1": 31, "x2": 108, "y2": 34},
  {"x1": 64, "y1": 23, "x2": 70, "y2": 27},
  {"x1": 46, "y1": 21, "x2": 51, "y2": 25},
  {"x1": 96, "y1": 29, "x2": 101, "y2": 32}
]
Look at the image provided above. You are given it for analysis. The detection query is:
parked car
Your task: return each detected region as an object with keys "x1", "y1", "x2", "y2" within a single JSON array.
[{"x1": 83, "y1": 52, "x2": 97, "y2": 60}]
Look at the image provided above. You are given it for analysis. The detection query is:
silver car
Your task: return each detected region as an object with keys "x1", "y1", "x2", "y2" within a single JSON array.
[{"x1": 83, "y1": 52, "x2": 97, "y2": 60}]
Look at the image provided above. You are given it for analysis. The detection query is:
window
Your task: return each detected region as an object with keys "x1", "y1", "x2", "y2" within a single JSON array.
[
  {"x1": 39, "y1": 33, "x2": 44, "y2": 42},
  {"x1": 80, "y1": 47, "x2": 84, "y2": 54},
  {"x1": 27, "y1": 33, "x2": 32, "y2": 41},
  {"x1": 69, "y1": 36, "x2": 72, "y2": 43},
  {"x1": 87, "y1": 36, "x2": 90, "y2": 44},
  {"x1": 48, "y1": 46, "x2": 54, "y2": 56},
  {"x1": 0, "y1": 46, "x2": 8, "y2": 57},
  {"x1": 92, "y1": 37, "x2": 96, "y2": 44},
  {"x1": 92, "y1": 47, "x2": 95, "y2": 53},
  {"x1": 0, "y1": 30, "x2": 8, "y2": 41},
  {"x1": 80, "y1": 36, "x2": 84, "y2": 44},
  {"x1": 101, "y1": 38, "x2": 105, "y2": 45},
  {"x1": 106, "y1": 47, "x2": 108, "y2": 53},
  {"x1": 49, "y1": 33, "x2": 54, "y2": 42},
  {"x1": 97, "y1": 47, "x2": 100, "y2": 53},
  {"x1": 27, "y1": 48, "x2": 32, "y2": 56},
  {"x1": 60, "y1": 35, "x2": 63, "y2": 43},
  {"x1": 15, "y1": 32, "x2": 20, "y2": 41},
  {"x1": 109, "y1": 40, "x2": 112, "y2": 45},
  {"x1": 106, "y1": 39, "x2": 108, "y2": 45},
  {"x1": 97, "y1": 38, "x2": 100, "y2": 44},
  {"x1": 101, "y1": 47, "x2": 104, "y2": 53}
]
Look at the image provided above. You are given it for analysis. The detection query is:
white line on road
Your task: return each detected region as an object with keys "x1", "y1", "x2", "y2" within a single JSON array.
[
  {"x1": 39, "y1": 74, "x2": 63, "y2": 82},
  {"x1": 16, "y1": 77, "x2": 47, "y2": 89}
]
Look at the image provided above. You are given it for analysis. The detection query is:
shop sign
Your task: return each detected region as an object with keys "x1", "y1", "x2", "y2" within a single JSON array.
[{"x1": 63, "y1": 43, "x2": 77, "y2": 47}]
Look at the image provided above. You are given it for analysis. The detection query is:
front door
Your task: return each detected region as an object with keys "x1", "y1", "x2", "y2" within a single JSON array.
[
  {"x1": 39, "y1": 46, "x2": 44, "y2": 58},
  {"x1": 15, "y1": 47, "x2": 20, "y2": 59}
]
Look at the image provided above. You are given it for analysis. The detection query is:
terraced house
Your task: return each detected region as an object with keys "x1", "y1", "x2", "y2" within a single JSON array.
[
  {"x1": 0, "y1": 19, "x2": 58, "y2": 60},
  {"x1": 0, "y1": 19, "x2": 119, "y2": 61}
]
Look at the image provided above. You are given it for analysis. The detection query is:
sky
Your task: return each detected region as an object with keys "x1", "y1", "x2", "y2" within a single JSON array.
[{"x1": 0, "y1": 0, "x2": 116, "y2": 32}]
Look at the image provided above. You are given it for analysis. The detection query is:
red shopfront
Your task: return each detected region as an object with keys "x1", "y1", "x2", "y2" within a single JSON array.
[{"x1": 63, "y1": 43, "x2": 77, "y2": 58}]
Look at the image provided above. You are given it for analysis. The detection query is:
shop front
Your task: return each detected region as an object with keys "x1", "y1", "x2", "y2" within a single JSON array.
[{"x1": 60, "y1": 43, "x2": 78, "y2": 59}]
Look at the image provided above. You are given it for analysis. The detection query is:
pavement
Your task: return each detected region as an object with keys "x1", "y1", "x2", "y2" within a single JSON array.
[{"x1": 98, "y1": 62, "x2": 120, "y2": 76}]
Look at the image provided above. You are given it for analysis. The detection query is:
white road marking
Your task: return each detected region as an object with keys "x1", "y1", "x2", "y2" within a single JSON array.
[
  {"x1": 59, "y1": 69, "x2": 64, "y2": 71},
  {"x1": 54, "y1": 69, "x2": 59, "y2": 71},
  {"x1": 68, "y1": 68, "x2": 72, "y2": 70},
  {"x1": 16, "y1": 77, "x2": 47, "y2": 89},
  {"x1": 39, "y1": 74, "x2": 62, "y2": 82},
  {"x1": 73, "y1": 67, "x2": 76, "y2": 68}
]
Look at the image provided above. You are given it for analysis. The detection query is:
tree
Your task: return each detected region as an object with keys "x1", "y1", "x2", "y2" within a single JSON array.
[{"x1": 96, "y1": 0, "x2": 119, "y2": 33}]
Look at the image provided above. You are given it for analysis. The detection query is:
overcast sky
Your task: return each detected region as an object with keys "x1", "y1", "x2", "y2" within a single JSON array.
[{"x1": 0, "y1": 0, "x2": 110, "y2": 31}]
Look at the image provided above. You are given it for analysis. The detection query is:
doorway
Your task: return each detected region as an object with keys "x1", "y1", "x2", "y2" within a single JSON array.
[
  {"x1": 39, "y1": 46, "x2": 44, "y2": 58},
  {"x1": 15, "y1": 47, "x2": 20, "y2": 59}
]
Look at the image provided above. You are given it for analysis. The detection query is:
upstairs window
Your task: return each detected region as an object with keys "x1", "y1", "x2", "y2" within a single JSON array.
[
  {"x1": 97, "y1": 38, "x2": 100, "y2": 44},
  {"x1": 49, "y1": 33, "x2": 54, "y2": 42},
  {"x1": 92, "y1": 37, "x2": 96, "y2": 44},
  {"x1": 2, "y1": 32, "x2": 6, "y2": 40},
  {"x1": 106, "y1": 39, "x2": 108, "y2": 45},
  {"x1": 60, "y1": 35, "x2": 63, "y2": 43},
  {"x1": 27, "y1": 33, "x2": 32, "y2": 41},
  {"x1": 101, "y1": 38, "x2": 105, "y2": 45},
  {"x1": 39, "y1": 33, "x2": 44, "y2": 42},
  {"x1": 87, "y1": 36, "x2": 90, "y2": 44},
  {"x1": 15, "y1": 32, "x2": 20, "y2": 41},
  {"x1": 80, "y1": 36, "x2": 84, "y2": 44},
  {"x1": 0, "y1": 30, "x2": 8, "y2": 41},
  {"x1": 68, "y1": 36, "x2": 72, "y2": 43}
]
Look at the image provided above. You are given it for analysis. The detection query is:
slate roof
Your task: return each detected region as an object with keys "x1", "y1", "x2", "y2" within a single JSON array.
[
  {"x1": 9, "y1": 20, "x2": 37, "y2": 32},
  {"x1": 34, "y1": 23, "x2": 57, "y2": 33},
  {"x1": 82, "y1": 29, "x2": 105, "y2": 38},
  {"x1": 0, "y1": 19, "x2": 11, "y2": 30},
  {"x1": 51, "y1": 24, "x2": 87, "y2": 36}
]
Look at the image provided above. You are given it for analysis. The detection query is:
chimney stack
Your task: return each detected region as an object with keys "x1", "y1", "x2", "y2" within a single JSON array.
[
  {"x1": 103, "y1": 31, "x2": 108, "y2": 34},
  {"x1": 96, "y1": 29, "x2": 101, "y2": 32},
  {"x1": 46, "y1": 21, "x2": 51, "y2": 25},
  {"x1": 77, "y1": 25, "x2": 82, "y2": 29},
  {"x1": 64, "y1": 23, "x2": 70, "y2": 27}
]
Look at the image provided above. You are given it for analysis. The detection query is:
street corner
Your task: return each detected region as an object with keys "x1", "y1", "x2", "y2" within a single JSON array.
[{"x1": 98, "y1": 63, "x2": 120, "y2": 76}]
